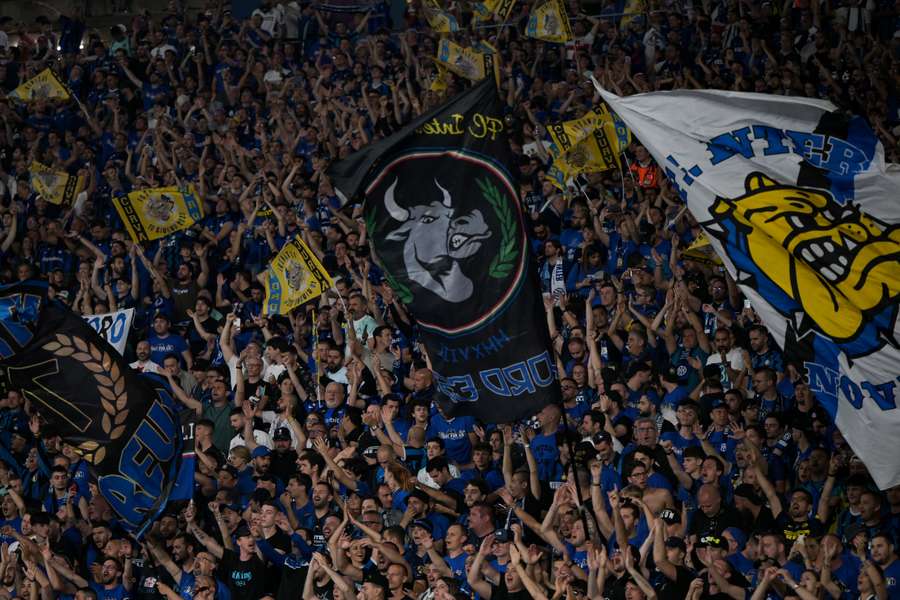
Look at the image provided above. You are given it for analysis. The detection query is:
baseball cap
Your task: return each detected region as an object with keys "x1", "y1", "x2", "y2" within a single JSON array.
[
  {"x1": 363, "y1": 570, "x2": 389, "y2": 591},
  {"x1": 234, "y1": 525, "x2": 253, "y2": 539},
  {"x1": 273, "y1": 427, "x2": 292, "y2": 441},
  {"x1": 410, "y1": 519, "x2": 433, "y2": 534},
  {"x1": 659, "y1": 509, "x2": 679, "y2": 524},
  {"x1": 697, "y1": 534, "x2": 729, "y2": 550},
  {"x1": 251, "y1": 446, "x2": 270, "y2": 459},
  {"x1": 493, "y1": 529, "x2": 511, "y2": 543}
]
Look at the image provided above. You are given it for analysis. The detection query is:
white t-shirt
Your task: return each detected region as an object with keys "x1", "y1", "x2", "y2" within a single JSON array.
[
  {"x1": 230, "y1": 429, "x2": 274, "y2": 451},
  {"x1": 130, "y1": 359, "x2": 161, "y2": 374}
]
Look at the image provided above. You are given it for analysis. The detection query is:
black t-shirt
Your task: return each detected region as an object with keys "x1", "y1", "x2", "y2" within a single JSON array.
[
  {"x1": 603, "y1": 573, "x2": 629, "y2": 600},
  {"x1": 652, "y1": 564, "x2": 695, "y2": 600},
  {"x1": 777, "y1": 512, "x2": 824, "y2": 547},
  {"x1": 266, "y1": 529, "x2": 292, "y2": 554},
  {"x1": 688, "y1": 505, "x2": 746, "y2": 539},
  {"x1": 219, "y1": 548, "x2": 267, "y2": 600}
]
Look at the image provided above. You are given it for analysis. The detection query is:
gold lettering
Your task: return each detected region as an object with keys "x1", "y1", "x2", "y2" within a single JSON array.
[
  {"x1": 417, "y1": 114, "x2": 466, "y2": 136},
  {"x1": 468, "y1": 113, "x2": 504, "y2": 140}
]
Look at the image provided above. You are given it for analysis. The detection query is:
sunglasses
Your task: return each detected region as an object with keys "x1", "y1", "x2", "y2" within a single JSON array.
[{"x1": 196, "y1": 587, "x2": 212, "y2": 593}]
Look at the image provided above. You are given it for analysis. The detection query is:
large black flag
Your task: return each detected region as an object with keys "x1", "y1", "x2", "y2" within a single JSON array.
[
  {"x1": 0, "y1": 281, "x2": 182, "y2": 537},
  {"x1": 329, "y1": 79, "x2": 559, "y2": 422}
]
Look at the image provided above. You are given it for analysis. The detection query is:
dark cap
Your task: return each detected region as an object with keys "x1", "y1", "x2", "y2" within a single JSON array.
[
  {"x1": 697, "y1": 534, "x2": 729, "y2": 550},
  {"x1": 234, "y1": 525, "x2": 253, "y2": 539},
  {"x1": 251, "y1": 446, "x2": 270, "y2": 459},
  {"x1": 273, "y1": 427, "x2": 292, "y2": 441},
  {"x1": 410, "y1": 519, "x2": 433, "y2": 534},
  {"x1": 659, "y1": 509, "x2": 679, "y2": 524},
  {"x1": 493, "y1": 529, "x2": 511, "y2": 543},
  {"x1": 363, "y1": 569, "x2": 389, "y2": 590}
]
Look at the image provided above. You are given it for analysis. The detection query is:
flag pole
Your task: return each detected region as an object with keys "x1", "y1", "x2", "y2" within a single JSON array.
[{"x1": 312, "y1": 308, "x2": 322, "y2": 404}]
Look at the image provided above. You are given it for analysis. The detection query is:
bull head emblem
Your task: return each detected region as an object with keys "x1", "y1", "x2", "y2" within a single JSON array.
[{"x1": 383, "y1": 177, "x2": 491, "y2": 303}]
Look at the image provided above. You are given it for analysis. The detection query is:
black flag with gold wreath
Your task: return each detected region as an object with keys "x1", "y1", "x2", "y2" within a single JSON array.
[{"x1": 0, "y1": 281, "x2": 182, "y2": 537}]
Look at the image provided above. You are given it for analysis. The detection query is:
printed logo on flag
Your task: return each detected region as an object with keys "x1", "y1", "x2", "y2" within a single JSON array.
[
  {"x1": 708, "y1": 172, "x2": 899, "y2": 356},
  {"x1": 365, "y1": 150, "x2": 525, "y2": 335}
]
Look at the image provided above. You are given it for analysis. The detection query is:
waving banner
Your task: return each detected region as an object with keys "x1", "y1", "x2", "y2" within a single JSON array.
[
  {"x1": 29, "y1": 162, "x2": 84, "y2": 206},
  {"x1": 113, "y1": 186, "x2": 204, "y2": 243},
  {"x1": 9, "y1": 69, "x2": 70, "y2": 103},
  {"x1": 329, "y1": 79, "x2": 559, "y2": 423},
  {"x1": 526, "y1": 0, "x2": 572, "y2": 42},
  {"x1": 263, "y1": 237, "x2": 334, "y2": 315},
  {"x1": 82, "y1": 308, "x2": 134, "y2": 355},
  {"x1": 596, "y1": 84, "x2": 900, "y2": 489},
  {"x1": 0, "y1": 282, "x2": 182, "y2": 535},
  {"x1": 436, "y1": 39, "x2": 494, "y2": 82}
]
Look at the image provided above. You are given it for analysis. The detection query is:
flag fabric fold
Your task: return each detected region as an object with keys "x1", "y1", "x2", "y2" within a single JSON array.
[
  {"x1": 595, "y1": 83, "x2": 900, "y2": 489},
  {"x1": 0, "y1": 281, "x2": 182, "y2": 535},
  {"x1": 328, "y1": 79, "x2": 559, "y2": 423}
]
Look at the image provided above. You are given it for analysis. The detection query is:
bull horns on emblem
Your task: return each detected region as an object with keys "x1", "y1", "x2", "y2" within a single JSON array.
[
  {"x1": 383, "y1": 178, "x2": 409, "y2": 222},
  {"x1": 435, "y1": 179, "x2": 452, "y2": 208}
]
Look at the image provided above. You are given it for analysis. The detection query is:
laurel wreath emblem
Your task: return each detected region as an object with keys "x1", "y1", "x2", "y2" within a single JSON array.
[
  {"x1": 40, "y1": 334, "x2": 130, "y2": 465},
  {"x1": 478, "y1": 177, "x2": 518, "y2": 279},
  {"x1": 365, "y1": 207, "x2": 414, "y2": 304}
]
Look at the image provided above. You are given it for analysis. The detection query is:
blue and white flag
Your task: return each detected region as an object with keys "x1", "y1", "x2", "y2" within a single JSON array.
[
  {"x1": 83, "y1": 308, "x2": 134, "y2": 355},
  {"x1": 595, "y1": 84, "x2": 900, "y2": 489}
]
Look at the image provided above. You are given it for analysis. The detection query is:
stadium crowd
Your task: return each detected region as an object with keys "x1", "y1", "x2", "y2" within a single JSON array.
[{"x1": 0, "y1": 0, "x2": 897, "y2": 598}]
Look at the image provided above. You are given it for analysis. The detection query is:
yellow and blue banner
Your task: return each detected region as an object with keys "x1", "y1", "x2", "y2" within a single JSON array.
[
  {"x1": 423, "y1": 3, "x2": 460, "y2": 32},
  {"x1": 9, "y1": 68, "x2": 70, "y2": 103},
  {"x1": 526, "y1": 0, "x2": 573, "y2": 43},
  {"x1": 436, "y1": 39, "x2": 493, "y2": 82},
  {"x1": 597, "y1": 82, "x2": 900, "y2": 489},
  {"x1": 263, "y1": 237, "x2": 334, "y2": 315},
  {"x1": 29, "y1": 162, "x2": 84, "y2": 206},
  {"x1": 113, "y1": 185, "x2": 204, "y2": 243}
]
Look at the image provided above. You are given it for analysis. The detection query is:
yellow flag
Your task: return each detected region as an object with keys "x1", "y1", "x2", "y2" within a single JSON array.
[
  {"x1": 29, "y1": 162, "x2": 84, "y2": 206},
  {"x1": 620, "y1": 0, "x2": 645, "y2": 30},
  {"x1": 430, "y1": 62, "x2": 451, "y2": 92},
  {"x1": 424, "y1": 6, "x2": 460, "y2": 32},
  {"x1": 682, "y1": 232, "x2": 723, "y2": 266},
  {"x1": 9, "y1": 69, "x2": 70, "y2": 103},
  {"x1": 113, "y1": 186, "x2": 205, "y2": 243},
  {"x1": 483, "y1": 0, "x2": 517, "y2": 20},
  {"x1": 546, "y1": 127, "x2": 620, "y2": 189},
  {"x1": 526, "y1": 0, "x2": 573, "y2": 43},
  {"x1": 263, "y1": 237, "x2": 334, "y2": 315},
  {"x1": 436, "y1": 39, "x2": 492, "y2": 81},
  {"x1": 547, "y1": 110, "x2": 605, "y2": 157}
]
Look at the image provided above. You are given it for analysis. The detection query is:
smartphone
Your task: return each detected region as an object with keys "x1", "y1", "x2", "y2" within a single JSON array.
[{"x1": 744, "y1": 299, "x2": 752, "y2": 310}]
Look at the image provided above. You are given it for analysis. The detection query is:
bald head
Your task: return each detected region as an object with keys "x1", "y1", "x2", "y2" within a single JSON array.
[{"x1": 697, "y1": 484, "x2": 721, "y2": 516}]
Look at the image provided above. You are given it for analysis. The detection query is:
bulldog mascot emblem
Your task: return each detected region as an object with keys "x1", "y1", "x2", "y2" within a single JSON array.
[{"x1": 710, "y1": 172, "x2": 900, "y2": 353}]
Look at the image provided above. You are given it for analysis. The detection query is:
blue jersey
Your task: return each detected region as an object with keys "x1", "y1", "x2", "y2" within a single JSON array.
[{"x1": 429, "y1": 414, "x2": 475, "y2": 465}]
